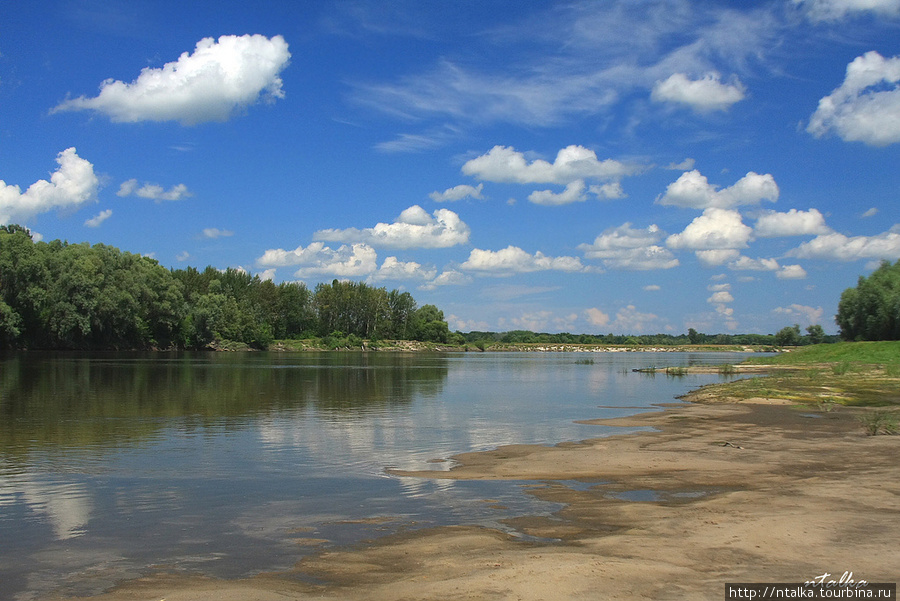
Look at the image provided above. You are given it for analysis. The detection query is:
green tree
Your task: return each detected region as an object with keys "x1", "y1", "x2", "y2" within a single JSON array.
[
  {"x1": 413, "y1": 304, "x2": 450, "y2": 343},
  {"x1": 775, "y1": 324, "x2": 802, "y2": 346},
  {"x1": 805, "y1": 324, "x2": 826, "y2": 345},
  {"x1": 836, "y1": 260, "x2": 900, "y2": 341}
]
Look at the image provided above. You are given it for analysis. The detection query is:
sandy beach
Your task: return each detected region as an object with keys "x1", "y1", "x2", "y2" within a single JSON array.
[{"x1": 49, "y1": 392, "x2": 899, "y2": 601}]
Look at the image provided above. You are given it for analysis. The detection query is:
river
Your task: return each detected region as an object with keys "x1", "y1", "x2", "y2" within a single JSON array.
[{"x1": 0, "y1": 350, "x2": 759, "y2": 600}]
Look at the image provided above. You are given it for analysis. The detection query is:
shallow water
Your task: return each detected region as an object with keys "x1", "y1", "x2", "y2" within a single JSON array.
[{"x1": 0, "y1": 350, "x2": 757, "y2": 599}]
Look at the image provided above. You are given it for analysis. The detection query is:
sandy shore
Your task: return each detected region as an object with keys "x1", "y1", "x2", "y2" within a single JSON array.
[{"x1": 50, "y1": 394, "x2": 898, "y2": 601}]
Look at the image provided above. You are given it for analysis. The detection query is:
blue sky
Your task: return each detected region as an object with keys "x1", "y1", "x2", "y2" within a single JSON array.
[{"x1": 2, "y1": 0, "x2": 899, "y2": 335}]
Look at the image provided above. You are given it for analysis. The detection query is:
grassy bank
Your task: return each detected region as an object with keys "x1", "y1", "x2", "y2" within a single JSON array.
[
  {"x1": 680, "y1": 341, "x2": 900, "y2": 434},
  {"x1": 748, "y1": 340, "x2": 900, "y2": 367}
]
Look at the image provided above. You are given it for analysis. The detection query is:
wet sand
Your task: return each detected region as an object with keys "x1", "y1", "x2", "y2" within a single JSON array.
[{"x1": 50, "y1": 395, "x2": 899, "y2": 601}]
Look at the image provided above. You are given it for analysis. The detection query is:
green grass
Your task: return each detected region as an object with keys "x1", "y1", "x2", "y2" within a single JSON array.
[
  {"x1": 748, "y1": 341, "x2": 900, "y2": 366},
  {"x1": 686, "y1": 341, "x2": 900, "y2": 410}
]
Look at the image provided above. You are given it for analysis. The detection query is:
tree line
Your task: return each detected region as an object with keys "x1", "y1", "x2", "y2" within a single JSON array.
[
  {"x1": 6, "y1": 225, "x2": 890, "y2": 351},
  {"x1": 462, "y1": 328, "x2": 837, "y2": 347},
  {"x1": 0, "y1": 225, "x2": 451, "y2": 350}
]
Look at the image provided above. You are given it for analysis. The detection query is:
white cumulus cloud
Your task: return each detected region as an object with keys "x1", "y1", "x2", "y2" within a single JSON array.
[
  {"x1": 314, "y1": 205, "x2": 470, "y2": 249},
  {"x1": 461, "y1": 145, "x2": 638, "y2": 185},
  {"x1": 53, "y1": 34, "x2": 291, "y2": 125},
  {"x1": 728, "y1": 256, "x2": 780, "y2": 271},
  {"x1": 696, "y1": 249, "x2": 742, "y2": 266},
  {"x1": 584, "y1": 307, "x2": 611, "y2": 327},
  {"x1": 294, "y1": 243, "x2": 377, "y2": 278},
  {"x1": 754, "y1": 208, "x2": 830, "y2": 237},
  {"x1": 0, "y1": 148, "x2": 99, "y2": 224},
  {"x1": 528, "y1": 180, "x2": 588, "y2": 206},
  {"x1": 777, "y1": 264, "x2": 809, "y2": 279},
  {"x1": 460, "y1": 246, "x2": 587, "y2": 275},
  {"x1": 429, "y1": 183, "x2": 484, "y2": 202},
  {"x1": 370, "y1": 256, "x2": 437, "y2": 282},
  {"x1": 666, "y1": 208, "x2": 753, "y2": 250},
  {"x1": 788, "y1": 227, "x2": 900, "y2": 261},
  {"x1": 257, "y1": 242, "x2": 377, "y2": 279},
  {"x1": 579, "y1": 223, "x2": 679, "y2": 270},
  {"x1": 419, "y1": 269, "x2": 472, "y2": 290},
  {"x1": 773, "y1": 303, "x2": 824, "y2": 325},
  {"x1": 807, "y1": 51, "x2": 900, "y2": 146},
  {"x1": 658, "y1": 170, "x2": 779, "y2": 209},
  {"x1": 651, "y1": 72, "x2": 746, "y2": 112},
  {"x1": 707, "y1": 290, "x2": 735, "y2": 304}
]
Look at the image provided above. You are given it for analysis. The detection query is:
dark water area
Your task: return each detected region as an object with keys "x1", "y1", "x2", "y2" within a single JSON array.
[{"x1": 0, "y1": 350, "x2": 760, "y2": 600}]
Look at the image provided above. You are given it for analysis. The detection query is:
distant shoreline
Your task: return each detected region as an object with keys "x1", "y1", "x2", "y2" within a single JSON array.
[{"x1": 267, "y1": 339, "x2": 780, "y2": 354}]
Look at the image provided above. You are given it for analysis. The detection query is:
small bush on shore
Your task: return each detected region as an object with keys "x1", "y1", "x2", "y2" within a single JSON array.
[{"x1": 857, "y1": 411, "x2": 899, "y2": 436}]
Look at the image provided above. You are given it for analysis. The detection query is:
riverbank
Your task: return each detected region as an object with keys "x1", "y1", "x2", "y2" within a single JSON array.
[
  {"x1": 268, "y1": 338, "x2": 776, "y2": 354},
  {"x1": 52, "y1": 367, "x2": 899, "y2": 601}
]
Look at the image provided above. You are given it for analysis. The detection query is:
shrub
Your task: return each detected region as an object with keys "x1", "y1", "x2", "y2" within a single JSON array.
[{"x1": 857, "y1": 411, "x2": 899, "y2": 436}]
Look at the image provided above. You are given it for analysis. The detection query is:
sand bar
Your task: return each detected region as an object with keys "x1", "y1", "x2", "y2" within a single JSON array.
[{"x1": 49, "y1": 392, "x2": 899, "y2": 601}]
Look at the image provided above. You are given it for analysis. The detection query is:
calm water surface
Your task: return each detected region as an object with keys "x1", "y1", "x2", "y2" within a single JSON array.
[{"x1": 0, "y1": 351, "x2": 759, "y2": 600}]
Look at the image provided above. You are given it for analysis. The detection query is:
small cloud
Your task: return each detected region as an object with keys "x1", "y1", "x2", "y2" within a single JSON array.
[
  {"x1": 370, "y1": 256, "x2": 437, "y2": 282},
  {"x1": 119, "y1": 179, "x2": 192, "y2": 202},
  {"x1": 419, "y1": 269, "x2": 472, "y2": 290},
  {"x1": 429, "y1": 183, "x2": 484, "y2": 202},
  {"x1": 528, "y1": 180, "x2": 588, "y2": 206},
  {"x1": 202, "y1": 228, "x2": 234, "y2": 239},
  {"x1": 315, "y1": 205, "x2": 470, "y2": 249},
  {"x1": 84, "y1": 209, "x2": 112, "y2": 228},
  {"x1": 579, "y1": 223, "x2": 678, "y2": 270},
  {"x1": 658, "y1": 170, "x2": 778, "y2": 209},
  {"x1": 754, "y1": 208, "x2": 830, "y2": 237},
  {"x1": 651, "y1": 72, "x2": 745, "y2": 112},
  {"x1": 584, "y1": 307, "x2": 610, "y2": 327},
  {"x1": 666, "y1": 208, "x2": 753, "y2": 251},
  {"x1": 728, "y1": 256, "x2": 780, "y2": 271},
  {"x1": 664, "y1": 158, "x2": 696, "y2": 171},
  {"x1": 777, "y1": 264, "x2": 808, "y2": 279},
  {"x1": 176, "y1": 251, "x2": 191, "y2": 262},
  {"x1": 707, "y1": 290, "x2": 735, "y2": 304},
  {"x1": 772, "y1": 303, "x2": 824, "y2": 325},
  {"x1": 460, "y1": 246, "x2": 588, "y2": 275},
  {"x1": 462, "y1": 145, "x2": 639, "y2": 185},
  {"x1": 589, "y1": 181, "x2": 626, "y2": 200},
  {"x1": 643, "y1": 284, "x2": 661, "y2": 291},
  {"x1": 862, "y1": 207, "x2": 878, "y2": 218}
]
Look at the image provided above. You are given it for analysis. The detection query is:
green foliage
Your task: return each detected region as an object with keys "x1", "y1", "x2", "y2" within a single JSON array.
[
  {"x1": 0, "y1": 226, "x2": 446, "y2": 351},
  {"x1": 775, "y1": 324, "x2": 801, "y2": 347},
  {"x1": 413, "y1": 304, "x2": 450, "y2": 343},
  {"x1": 836, "y1": 260, "x2": 900, "y2": 341},
  {"x1": 805, "y1": 324, "x2": 826, "y2": 345}
]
